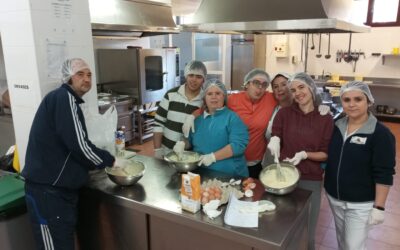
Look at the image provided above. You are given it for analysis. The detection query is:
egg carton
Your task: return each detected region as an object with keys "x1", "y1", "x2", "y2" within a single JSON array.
[{"x1": 201, "y1": 178, "x2": 244, "y2": 206}]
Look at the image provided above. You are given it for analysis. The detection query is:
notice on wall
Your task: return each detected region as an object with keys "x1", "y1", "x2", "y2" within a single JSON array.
[
  {"x1": 46, "y1": 40, "x2": 66, "y2": 91},
  {"x1": 51, "y1": 0, "x2": 72, "y2": 20}
]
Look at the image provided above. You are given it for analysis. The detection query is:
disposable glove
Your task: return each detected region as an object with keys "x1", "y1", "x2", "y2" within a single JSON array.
[
  {"x1": 285, "y1": 151, "x2": 307, "y2": 165},
  {"x1": 173, "y1": 141, "x2": 185, "y2": 155},
  {"x1": 182, "y1": 115, "x2": 195, "y2": 138},
  {"x1": 368, "y1": 208, "x2": 385, "y2": 225},
  {"x1": 113, "y1": 157, "x2": 131, "y2": 168},
  {"x1": 198, "y1": 153, "x2": 216, "y2": 167},
  {"x1": 154, "y1": 148, "x2": 165, "y2": 160},
  {"x1": 318, "y1": 104, "x2": 331, "y2": 116},
  {"x1": 267, "y1": 136, "x2": 281, "y2": 160}
]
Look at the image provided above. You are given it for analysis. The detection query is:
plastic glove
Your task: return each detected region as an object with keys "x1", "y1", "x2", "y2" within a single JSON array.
[
  {"x1": 368, "y1": 208, "x2": 385, "y2": 225},
  {"x1": 285, "y1": 151, "x2": 307, "y2": 165},
  {"x1": 267, "y1": 136, "x2": 281, "y2": 160},
  {"x1": 318, "y1": 104, "x2": 331, "y2": 116},
  {"x1": 154, "y1": 148, "x2": 165, "y2": 160},
  {"x1": 173, "y1": 141, "x2": 185, "y2": 155},
  {"x1": 182, "y1": 115, "x2": 195, "y2": 138},
  {"x1": 113, "y1": 157, "x2": 131, "y2": 168},
  {"x1": 198, "y1": 153, "x2": 216, "y2": 167}
]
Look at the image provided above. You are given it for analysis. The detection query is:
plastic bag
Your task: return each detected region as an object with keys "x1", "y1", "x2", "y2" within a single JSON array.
[{"x1": 84, "y1": 105, "x2": 118, "y2": 156}]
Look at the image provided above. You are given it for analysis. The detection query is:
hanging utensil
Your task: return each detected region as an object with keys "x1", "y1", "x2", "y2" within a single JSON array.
[
  {"x1": 344, "y1": 33, "x2": 353, "y2": 63},
  {"x1": 325, "y1": 33, "x2": 331, "y2": 59},
  {"x1": 300, "y1": 37, "x2": 304, "y2": 62},
  {"x1": 310, "y1": 34, "x2": 315, "y2": 50},
  {"x1": 316, "y1": 33, "x2": 322, "y2": 58}
]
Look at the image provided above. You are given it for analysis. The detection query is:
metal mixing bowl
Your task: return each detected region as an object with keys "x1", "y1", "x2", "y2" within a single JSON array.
[
  {"x1": 259, "y1": 162, "x2": 300, "y2": 195},
  {"x1": 164, "y1": 151, "x2": 201, "y2": 172},
  {"x1": 105, "y1": 161, "x2": 145, "y2": 186}
]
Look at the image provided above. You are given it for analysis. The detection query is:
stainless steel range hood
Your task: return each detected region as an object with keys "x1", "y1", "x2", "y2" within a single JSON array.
[
  {"x1": 182, "y1": 0, "x2": 370, "y2": 34},
  {"x1": 89, "y1": 0, "x2": 179, "y2": 38}
]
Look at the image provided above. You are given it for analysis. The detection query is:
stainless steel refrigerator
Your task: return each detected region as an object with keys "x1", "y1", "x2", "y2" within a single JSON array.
[{"x1": 231, "y1": 41, "x2": 254, "y2": 90}]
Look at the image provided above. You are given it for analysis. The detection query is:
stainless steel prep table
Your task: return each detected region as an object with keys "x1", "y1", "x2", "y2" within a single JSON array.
[{"x1": 77, "y1": 155, "x2": 311, "y2": 250}]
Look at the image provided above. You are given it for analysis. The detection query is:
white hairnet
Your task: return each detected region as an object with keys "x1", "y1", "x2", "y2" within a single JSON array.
[
  {"x1": 289, "y1": 72, "x2": 322, "y2": 105},
  {"x1": 340, "y1": 81, "x2": 374, "y2": 104},
  {"x1": 203, "y1": 79, "x2": 228, "y2": 104},
  {"x1": 272, "y1": 72, "x2": 291, "y2": 84},
  {"x1": 243, "y1": 68, "x2": 271, "y2": 87},
  {"x1": 184, "y1": 60, "x2": 207, "y2": 79},
  {"x1": 62, "y1": 58, "x2": 90, "y2": 83}
]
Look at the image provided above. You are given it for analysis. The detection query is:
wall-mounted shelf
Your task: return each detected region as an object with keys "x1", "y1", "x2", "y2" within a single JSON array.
[{"x1": 382, "y1": 54, "x2": 400, "y2": 65}]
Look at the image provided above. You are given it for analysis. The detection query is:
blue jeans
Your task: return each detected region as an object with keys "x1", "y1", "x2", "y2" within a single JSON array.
[{"x1": 25, "y1": 182, "x2": 78, "y2": 250}]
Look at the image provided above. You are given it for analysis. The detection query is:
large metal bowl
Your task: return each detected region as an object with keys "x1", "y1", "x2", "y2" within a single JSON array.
[
  {"x1": 259, "y1": 162, "x2": 300, "y2": 195},
  {"x1": 164, "y1": 151, "x2": 201, "y2": 172},
  {"x1": 105, "y1": 161, "x2": 145, "y2": 186}
]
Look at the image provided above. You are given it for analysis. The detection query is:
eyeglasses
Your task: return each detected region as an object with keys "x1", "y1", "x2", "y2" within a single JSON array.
[{"x1": 250, "y1": 80, "x2": 269, "y2": 89}]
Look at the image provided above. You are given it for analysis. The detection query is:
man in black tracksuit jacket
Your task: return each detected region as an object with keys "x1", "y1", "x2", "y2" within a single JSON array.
[{"x1": 22, "y1": 58, "x2": 115, "y2": 250}]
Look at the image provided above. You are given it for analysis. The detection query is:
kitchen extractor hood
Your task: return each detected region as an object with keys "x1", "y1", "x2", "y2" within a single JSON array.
[
  {"x1": 89, "y1": 0, "x2": 179, "y2": 38},
  {"x1": 181, "y1": 0, "x2": 370, "y2": 34}
]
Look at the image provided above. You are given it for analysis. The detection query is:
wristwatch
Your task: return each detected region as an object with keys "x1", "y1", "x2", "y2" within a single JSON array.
[{"x1": 373, "y1": 205, "x2": 385, "y2": 211}]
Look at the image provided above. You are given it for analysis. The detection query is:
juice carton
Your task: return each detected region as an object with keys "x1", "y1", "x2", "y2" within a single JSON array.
[{"x1": 180, "y1": 172, "x2": 201, "y2": 213}]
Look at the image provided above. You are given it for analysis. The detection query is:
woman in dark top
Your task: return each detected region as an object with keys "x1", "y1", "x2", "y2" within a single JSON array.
[{"x1": 324, "y1": 81, "x2": 396, "y2": 250}]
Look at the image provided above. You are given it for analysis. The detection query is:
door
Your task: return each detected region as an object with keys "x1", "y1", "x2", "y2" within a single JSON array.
[
  {"x1": 165, "y1": 47, "x2": 179, "y2": 90},
  {"x1": 231, "y1": 42, "x2": 254, "y2": 90},
  {"x1": 139, "y1": 49, "x2": 167, "y2": 104}
]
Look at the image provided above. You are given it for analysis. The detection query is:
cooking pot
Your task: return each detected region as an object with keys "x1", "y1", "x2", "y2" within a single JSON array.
[
  {"x1": 259, "y1": 162, "x2": 300, "y2": 195},
  {"x1": 376, "y1": 105, "x2": 388, "y2": 114},
  {"x1": 385, "y1": 107, "x2": 397, "y2": 115}
]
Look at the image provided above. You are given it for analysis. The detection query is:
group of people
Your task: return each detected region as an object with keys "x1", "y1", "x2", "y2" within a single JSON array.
[
  {"x1": 20, "y1": 57, "x2": 395, "y2": 250},
  {"x1": 154, "y1": 60, "x2": 396, "y2": 250}
]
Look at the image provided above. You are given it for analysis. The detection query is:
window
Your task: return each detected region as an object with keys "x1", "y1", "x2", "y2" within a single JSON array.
[{"x1": 366, "y1": 0, "x2": 400, "y2": 27}]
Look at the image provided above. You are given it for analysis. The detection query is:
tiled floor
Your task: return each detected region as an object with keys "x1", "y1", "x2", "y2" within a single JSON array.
[{"x1": 128, "y1": 122, "x2": 400, "y2": 250}]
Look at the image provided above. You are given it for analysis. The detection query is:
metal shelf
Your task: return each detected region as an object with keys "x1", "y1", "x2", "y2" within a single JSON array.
[
  {"x1": 134, "y1": 105, "x2": 158, "y2": 144},
  {"x1": 382, "y1": 54, "x2": 400, "y2": 65}
]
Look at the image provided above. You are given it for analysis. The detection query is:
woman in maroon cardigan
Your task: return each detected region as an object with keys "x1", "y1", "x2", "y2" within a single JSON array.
[{"x1": 267, "y1": 72, "x2": 334, "y2": 250}]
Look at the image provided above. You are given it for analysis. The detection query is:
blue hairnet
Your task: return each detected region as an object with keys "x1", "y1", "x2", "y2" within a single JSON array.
[
  {"x1": 243, "y1": 68, "x2": 271, "y2": 87},
  {"x1": 203, "y1": 79, "x2": 228, "y2": 104},
  {"x1": 61, "y1": 58, "x2": 90, "y2": 83},
  {"x1": 289, "y1": 72, "x2": 322, "y2": 105},
  {"x1": 184, "y1": 60, "x2": 207, "y2": 79},
  {"x1": 340, "y1": 81, "x2": 374, "y2": 104}
]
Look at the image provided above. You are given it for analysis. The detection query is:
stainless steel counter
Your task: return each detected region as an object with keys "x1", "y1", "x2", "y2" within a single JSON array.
[{"x1": 77, "y1": 155, "x2": 311, "y2": 250}]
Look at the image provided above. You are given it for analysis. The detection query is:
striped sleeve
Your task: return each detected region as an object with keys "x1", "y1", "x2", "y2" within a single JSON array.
[
  {"x1": 154, "y1": 92, "x2": 170, "y2": 133},
  {"x1": 55, "y1": 92, "x2": 114, "y2": 168}
]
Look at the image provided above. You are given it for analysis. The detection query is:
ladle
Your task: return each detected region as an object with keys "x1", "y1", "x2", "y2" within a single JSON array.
[
  {"x1": 325, "y1": 33, "x2": 331, "y2": 59},
  {"x1": 316, "y1": 33, "x2": 322, "y2": 58},
  {"x1": 310, "y1": 34, "x2": 315, "y2": 50},
  {"x1": 344, "y1": 33, "x2": 353, "y2": 63}
]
